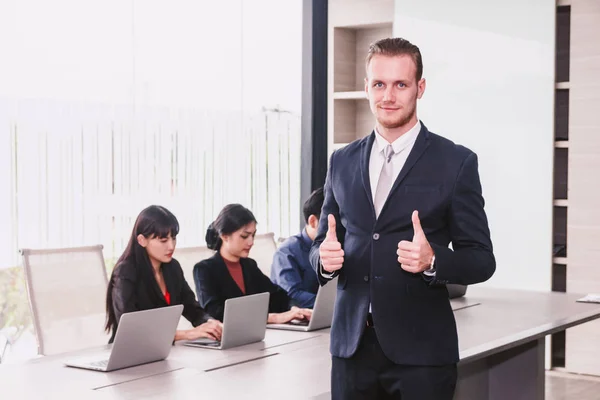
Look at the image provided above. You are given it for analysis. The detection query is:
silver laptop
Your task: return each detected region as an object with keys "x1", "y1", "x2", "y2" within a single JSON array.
[
  {"x1": 267, "y1": 277, "x2": 337, "y2": 332},
  {"x1": 65, "y1": 304, "x2": 183, "y2": 372},
  {"x1": 184, "y1": 292, "x2": 269, "y2": 350},
  {"x1": 448, "y1": 284, "x2": 467, "y2": 299}
]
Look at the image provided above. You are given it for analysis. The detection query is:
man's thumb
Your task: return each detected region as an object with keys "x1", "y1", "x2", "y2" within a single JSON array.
[
  {"x1": 326, "y1": 214, "x2": 337, "y2": 240},
  {"x1": 412, "y1": 210, "x2": 424, "y2": 239}
]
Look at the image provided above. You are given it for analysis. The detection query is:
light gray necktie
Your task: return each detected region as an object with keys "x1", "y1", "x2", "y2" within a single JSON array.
[{"x1": 374, "y1": 144, "x2": 395, "y2": 219}]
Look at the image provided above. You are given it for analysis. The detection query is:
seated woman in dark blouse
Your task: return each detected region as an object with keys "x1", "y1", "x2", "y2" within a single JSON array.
[
  {"x1": 105, "y1": 205, "x2": 222, "y2": 343},
  {"x1": 193, "y1": 204, "x2": 312, "y2": 324}
]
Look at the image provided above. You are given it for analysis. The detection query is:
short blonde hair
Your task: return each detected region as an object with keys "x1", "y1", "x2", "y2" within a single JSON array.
[{"x1": 365, "y1": 37, "x2": 423, "y2": 81}]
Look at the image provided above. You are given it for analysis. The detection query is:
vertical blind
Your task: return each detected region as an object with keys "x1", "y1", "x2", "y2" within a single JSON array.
[{"x1": 0, "y1": 0, "x2": 302, "y2": 269}]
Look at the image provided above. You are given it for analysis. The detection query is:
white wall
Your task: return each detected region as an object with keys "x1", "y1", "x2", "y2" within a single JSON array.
[{"x1": 394, "y1": 0, "x2": 556, "y2": 291}]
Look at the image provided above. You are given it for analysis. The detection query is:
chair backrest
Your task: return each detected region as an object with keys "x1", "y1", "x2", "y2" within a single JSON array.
[
  {"x1": 249, "y1": 233, "x2": 278, "y2": 277},
  {"x1": 173, "y1": 245, "x2": 216, "y2": 291},
  {"x1": 276, "y1": 237, "x2": 287, "y2": 247},
  {"x1": 20, "y1": 245, "x2": 109, "y2": 356},
  {"x1": 173, "y1": 245, "x2": 216, "y2": 330}
]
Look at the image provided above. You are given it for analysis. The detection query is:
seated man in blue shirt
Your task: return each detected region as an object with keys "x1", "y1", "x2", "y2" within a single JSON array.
[{"x1": 270, "y1": 188, "x2": 324, "y2": 308}]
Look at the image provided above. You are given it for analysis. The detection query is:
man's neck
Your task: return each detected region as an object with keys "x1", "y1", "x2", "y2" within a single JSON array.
[
  {"x1": 304, "y1": 226, "x2": 316, "y2": 242},
  {"x1": 376, "y1": 117, "x2": 418, "y2": 143}
]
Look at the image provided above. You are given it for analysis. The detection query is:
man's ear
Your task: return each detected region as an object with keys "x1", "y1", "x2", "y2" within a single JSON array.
[
  {"x1": 417, "y1": 78, "x2": 426, "y2": 99},
  {"x1": 308, "y1": 214, "x2": 319, "y2": 230},
  {"x1": 137, "y1": 234, "x2": 148, "y2": 248}
]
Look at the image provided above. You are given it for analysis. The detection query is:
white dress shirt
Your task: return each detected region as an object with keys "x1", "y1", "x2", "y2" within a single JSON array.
[{"x1": 370, "y1": 120, "x2": 421, "y2": 217}]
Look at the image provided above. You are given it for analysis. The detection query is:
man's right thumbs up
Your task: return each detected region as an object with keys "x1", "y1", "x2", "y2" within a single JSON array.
[
  {"x1": 320, "y1": 214, "x2": 344, "y2": 273},
  {"x1": 326, "y1": 214, "x2": 338, "y2": 241}
]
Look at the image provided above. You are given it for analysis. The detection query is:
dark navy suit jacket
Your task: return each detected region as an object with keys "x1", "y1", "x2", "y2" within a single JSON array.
[{"x1": 309, "y1": 123, "x2": 495, "y2": 366}]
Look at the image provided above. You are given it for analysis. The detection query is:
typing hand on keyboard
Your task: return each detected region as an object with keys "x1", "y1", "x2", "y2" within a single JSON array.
[{"x1": 268, "y1": 306, "x2": 313, "y2": 324}]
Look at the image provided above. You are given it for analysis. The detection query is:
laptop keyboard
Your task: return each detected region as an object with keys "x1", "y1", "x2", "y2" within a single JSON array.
[
  {"x1": 89, "y1": 360, "x2": 109, "y2": 368},
  {"x1": 288, "y1": 319, "x2": 309, "y2": 326},
  {"x1": 190, "y1": 338, "x2": 221, "y2": 346}
]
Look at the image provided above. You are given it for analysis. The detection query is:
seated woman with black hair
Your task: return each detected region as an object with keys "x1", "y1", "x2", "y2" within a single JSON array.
[
  {"x1": 193, "y1": 204, "x2": 312, "y2": 324},
  {"x1": 105, "y1": 205, "x2": 222, "y2": 343}
]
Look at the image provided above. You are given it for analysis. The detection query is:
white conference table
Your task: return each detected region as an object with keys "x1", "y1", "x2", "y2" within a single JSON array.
[{"x1": 2, "y1": 287, "x2": 600, "y2": 400}]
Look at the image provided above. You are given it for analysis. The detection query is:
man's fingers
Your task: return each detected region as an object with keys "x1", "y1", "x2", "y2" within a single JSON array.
[
  {"x1": 321, "y1": 249, "x2": 344, "y2": 259},
  {"x1": 400, "y1": 263, "x2": 420, "y2": 273},
  {"x1": 322, "y1": 257, "x2": 344, "y2": 266},
  {"x1": 319, "y1": 250, "x2": 344, "y2": 259},
  {"x1": 397, "y1": 241, "x2": 418, "y2": 251},
  {"x1": 321, "y1": 241, "x2": 342, "y2": 251},
  {"x1": 398, "y1": 256, "x2": 415, "y2": 265},
  {"x1": 397, "y1": 248, "x2": 420, "y2": 259},
  {"x1": 322, "y1": 262, "x2": 343, "y2": 272}
]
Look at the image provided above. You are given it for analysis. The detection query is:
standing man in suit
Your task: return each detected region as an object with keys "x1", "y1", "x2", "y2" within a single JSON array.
[{"x1": 309, "y1": 37, "x2": 496, "y2": 399}]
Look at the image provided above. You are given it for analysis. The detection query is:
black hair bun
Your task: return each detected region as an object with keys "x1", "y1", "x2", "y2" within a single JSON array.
[{"x1": 205, "y1": 223, "x2": 220, "y2": 250}]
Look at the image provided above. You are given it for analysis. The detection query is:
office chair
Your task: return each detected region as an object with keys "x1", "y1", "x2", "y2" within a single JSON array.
[{"x1": 20, "y1": 245, "x2": 109, "y2": 355}]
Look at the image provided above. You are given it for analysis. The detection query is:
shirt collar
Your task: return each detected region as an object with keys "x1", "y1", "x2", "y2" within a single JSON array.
[
  {"x1": 300, "y1": 228, "x2": 313, "y2": 247},
  {"x1": 374, "y1": 120, "x2": 421, "y2": 156}
]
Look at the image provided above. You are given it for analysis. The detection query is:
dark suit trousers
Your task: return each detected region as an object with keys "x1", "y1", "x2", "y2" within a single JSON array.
[{"x1": 332, "y1": 327, "x2": 457, "y2": 400}]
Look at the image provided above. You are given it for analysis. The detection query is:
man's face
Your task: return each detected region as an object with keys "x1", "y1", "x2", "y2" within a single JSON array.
[{"x1": 365, "y1": 54, "x2": 426, "y2": 130}]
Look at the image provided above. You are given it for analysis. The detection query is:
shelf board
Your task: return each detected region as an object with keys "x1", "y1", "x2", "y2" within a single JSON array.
[
  {"x1": 333, "y1": 91, "x2": 367, "y2": 100},
  {"x1": 554, "y1": 199, "x2": 568, "y2": 207},
  {"x1": 553, "y1": 257, "x2": 568, "y2": 265},
  {"x1": 555, "y1": 141, "x2": 569, "y2": 148},
  {"x1": 555, "y1": 82, "x2": 570, "y2": 89}
]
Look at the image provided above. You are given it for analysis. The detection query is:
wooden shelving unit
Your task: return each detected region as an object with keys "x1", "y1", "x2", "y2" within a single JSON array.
[
  {"x1": 332, "y1": 91, "x2": 367, "y2": 100},
  {"x1": 328, "y1": 0, "x2": 394, "y2": 157},
  {"x1": 550, "y1": 1, "x2": 572, "y2": 371},
  {"x1": 554, "y1": 141, "x2": 569, "y2": 149},
  {"x1": 553, "y1": 199, "x2": 568, "y2": 207},
  {"x1": 562, "y1": 0, "x2": 600, "y2": 376}
]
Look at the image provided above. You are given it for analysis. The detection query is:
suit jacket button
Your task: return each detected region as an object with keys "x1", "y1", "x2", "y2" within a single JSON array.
[
  {"x1": 364, "y1": 276, "x2": 369, "y2": 282},
  {"x1": 373, "y1": 233, "x2": 380, "y2": 240}
]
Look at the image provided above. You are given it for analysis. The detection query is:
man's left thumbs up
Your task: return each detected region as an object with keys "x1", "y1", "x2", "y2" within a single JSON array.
[{"x1": 397, "y1": 210, "x2": 435, "y2": 273}]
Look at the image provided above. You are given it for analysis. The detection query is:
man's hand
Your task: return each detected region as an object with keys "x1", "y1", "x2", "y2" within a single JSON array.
[
  {"x1": 268, "y1": 307, "x2": 313, "y2": 325},
  {"x1": 320, "y1": 214, "x2": 344, "y2": 273},
  {"x1": 397, "y1": 210, "x2": 434, "y2": 273}
]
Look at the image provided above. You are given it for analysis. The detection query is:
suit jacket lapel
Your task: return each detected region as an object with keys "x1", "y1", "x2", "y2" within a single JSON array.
[
  {"x1": 380, "y1": 125, "x2": 431, "y2": 218},
  {"x1": 142, "y1": 253, "x2": 169, "y2": 305},
  {"x1": 162, "y1": 263, "x2": 177, "y2": 303},
  {"x1": 215, "y1": 253, "x2": 245, "y2": 297},
  {"x1": 360, "y1": 132, "x2": 376, "y2": 216}
]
